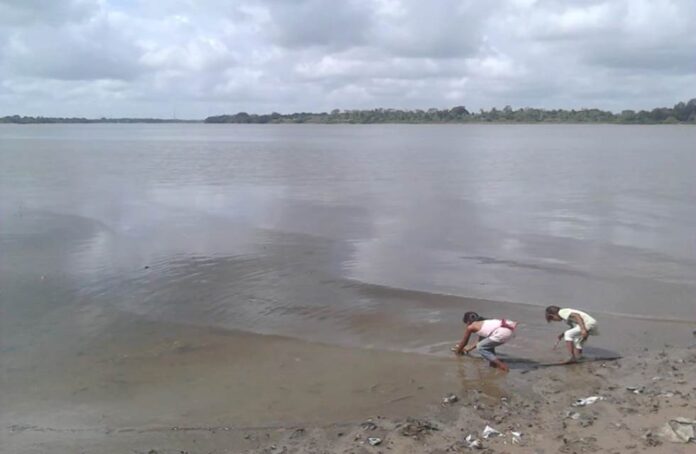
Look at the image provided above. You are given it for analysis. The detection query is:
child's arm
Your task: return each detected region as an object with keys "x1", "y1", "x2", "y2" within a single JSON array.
[
  {"x1": 569, "y1": 312, "x2": 589, "y2": 338},
  {"x1": 455, "y1": 325, "x2": 478, "y2": 355}
]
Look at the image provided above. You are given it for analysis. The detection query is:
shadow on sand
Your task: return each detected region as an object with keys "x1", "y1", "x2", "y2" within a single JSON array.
[{"x1": 488, "y1": 346, "x2": 622, "y2": 373}]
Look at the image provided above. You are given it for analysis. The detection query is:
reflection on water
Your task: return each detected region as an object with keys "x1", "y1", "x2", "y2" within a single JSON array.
[{"x1": 1, "y1": 124, "x2": 696, "y2": 364}]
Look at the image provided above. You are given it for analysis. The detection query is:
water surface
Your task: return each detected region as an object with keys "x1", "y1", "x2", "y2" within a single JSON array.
[{"x1": 2, "y1": 124, "x2": 695, "y2": 361}]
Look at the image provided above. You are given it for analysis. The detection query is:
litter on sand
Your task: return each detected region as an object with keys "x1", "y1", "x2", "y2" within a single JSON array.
[
  {"x1": 360, "y1": 420, "x2": 378, "y2": 431},
  {"x1": 658, "y1": 418, "x2": 696, "y2": 443},
  {"x1": 399, "y1": 418, "x2": 439, "y2": 439},
  {"x1": 367, "y1": 437, "x2": 382, "y2": 446},
  {"x1": 442, "y1": 393, "x2": 459, "y2": 406},
  {"x1": 482, "y1": 425, "x2": 502, "y2": 438},
  {"x1": 511, "y1": 431, "x2": 523, "y2": 444},
  {"x1": 465, "y1": 434, "x2": 482, "y2": 449},
  {"x1": 565, "y1": 410, "x2": 581, "y2": 420},
  {"x1": 572, "y1": 396, "x2": 604, "y2": 407}
]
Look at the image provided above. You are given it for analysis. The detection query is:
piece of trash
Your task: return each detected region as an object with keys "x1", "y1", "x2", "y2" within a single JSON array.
[
  {"x1": 400, "y1": 418, "x2": 439, "y2": 439},
  {"x1": 572, "y1": 396, "x2": 604, "y2": 407},
  {"x1": 511, "y1": 431, "x2": 522, "y2": 444},
  {"x1": 482, "y1": 425, "x2": 502, "y2": 439},
  {"x1": 289, "y1": 428, "x2": 305, "y2": 439},
  {"x1": 626, "y1": 386, "x2": 643, "y2": 394},
  {"x1": 360, "y1": 420, "x2": 378, "y2": 431},
  {"x1": 367, "y1": 437, "x2": 382, "y2": 446},
  {"x1": 643, "y1": 431, "x2": 663, "y2": 447},
  {"x1": 565, "y1": 411, "x2": 581, "y2": 420},
  {"x1": 465, "y1": 434, "x2": 482, "y2": 449},
  {"x1": 442, "y1": 393, "x2": 459, "y2": 406},
  {"x1": 658, "y1": 418, "x2": 696, "y2": 443}
]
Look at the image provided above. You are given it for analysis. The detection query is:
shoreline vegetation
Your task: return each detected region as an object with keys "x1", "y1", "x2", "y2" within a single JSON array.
[
  {"x1": 0, "y1": 117, "x2": 198, "y2": 124},
  {"x1": 2, "y1": 99, "x2": 694, "y2": 125}
]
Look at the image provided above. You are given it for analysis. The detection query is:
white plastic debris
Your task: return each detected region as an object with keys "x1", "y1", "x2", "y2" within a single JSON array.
[
  {"x1": 465, "y1": 434, "x2": 482, "y2": 449},
  {"x1": 572, "y1": 396, "x2": 604, "y2": 407},
  {"x1": 367, "y1": 437, "x2": 382, "y2": 446},
  {"x1": 442, "y1": 393, "x2": 459, "y2": 406},
  {"x1": 658, "y1": 418, "x2": 696, "y2": 443},
  {"x1": 660, "y1": 392, "x2": 675, "y2": 398},
  {"x1": 626, "y1": 386, "x2": 643, "y2": 394},
  {"x1": 565, "y1": 410, "x2": 581, "y2": 420},
  {"x1": 511, "y1": 431, "x2": 522, "y2": 444},
  {"x1": 482, "y1": 425, "x2": 502, "y2": 439},
  {"x1": 360, "y1": 420, "x2": 378, "y2": 431}
]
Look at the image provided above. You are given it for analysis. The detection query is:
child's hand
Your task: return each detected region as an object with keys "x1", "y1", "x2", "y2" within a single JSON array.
[{"x1": 558, "y1": 333, "x2": 564, "y2": 341}]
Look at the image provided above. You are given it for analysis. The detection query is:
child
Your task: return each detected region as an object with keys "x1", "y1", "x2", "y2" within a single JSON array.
[
  {"x1": 454, "y1": 311, "x2": 518, "y2": 372},
  {"x1": 545, "y1": 305, "x2": 598, "y2": 363}
]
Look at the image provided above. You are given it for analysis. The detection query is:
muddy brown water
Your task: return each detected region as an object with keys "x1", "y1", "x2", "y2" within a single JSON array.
[{"x1": 1, "y1": 124, "x2": 695, "y2": 436}]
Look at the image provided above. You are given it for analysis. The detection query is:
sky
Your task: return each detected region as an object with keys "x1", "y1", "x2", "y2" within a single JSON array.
[{"x1": 0, "y1": 0, "x2": 694, "y2": 118}]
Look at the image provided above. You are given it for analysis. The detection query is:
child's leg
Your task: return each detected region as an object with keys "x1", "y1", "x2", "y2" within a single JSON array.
[
  {"x1": 476, "y1": 338, "x2": 508, "y2": 371},
  {"x1": 574, "y1": 335, "x2": 584, "y2": 358},
  {"x1": 576, "y1": 324, "x2": 597, "y2": 357},
  {"x1": 564, "y1": 326, "x2": 582, "y2": 361}
]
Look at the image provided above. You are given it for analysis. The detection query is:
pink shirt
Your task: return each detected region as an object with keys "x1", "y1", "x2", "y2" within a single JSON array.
[{"x1": 477, "y1": 319, "x2": 518, "y2": 342}]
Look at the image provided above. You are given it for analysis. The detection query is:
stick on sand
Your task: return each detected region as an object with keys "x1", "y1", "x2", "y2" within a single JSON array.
[{"x1": 553, "y1": 338, "x2": 561, "y2": 351}]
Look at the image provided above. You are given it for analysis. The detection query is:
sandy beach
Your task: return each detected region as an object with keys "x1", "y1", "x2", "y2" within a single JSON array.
[
  {"x1": 2, "y1": 315, "x2": 695, "y2": 453},
  {"x1": 2, "y1": 124, "x2": 696, "y2": 453}
]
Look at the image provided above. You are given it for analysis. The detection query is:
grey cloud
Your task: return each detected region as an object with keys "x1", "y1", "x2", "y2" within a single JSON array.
[
  {"x1": 267, "y1": 0, "x2": 373, "y2": 49},
  {"x1": 514, "y1": 0, "x2": 696, "y2": 74},
  {"x1": 372, "y1": 1, "x2": 491, "y2": 59},
  {"x1": 0, "y1": 0, "x2": 98, "y2": 26},
  {"x1": 585, "y1": 44, "x2": 696, "y2": 74},
  {"x1": 4, "y1": 19, "x2": 144, "y2": 81},
  {"x1": 0, "y1": 0, "x2": 694, "y2": 117},
  {"x1": 266, "y1": 0, "x2": 489, "y2": 58}
]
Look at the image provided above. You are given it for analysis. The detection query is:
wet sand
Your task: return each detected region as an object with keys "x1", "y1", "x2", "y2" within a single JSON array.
[
  {"x1": 0, "y1": 317, "x2": 489, "y2": 453},
  {"x1": 3, "y1": 313, "x2": 695, "y2": 453},
  {"x1": 2, "y1": 124, "x2": 696, "y2": 452}
]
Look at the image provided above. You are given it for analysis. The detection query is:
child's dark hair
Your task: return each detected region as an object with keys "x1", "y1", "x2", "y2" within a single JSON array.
[
  {"x1": 463, "y1": 311, "x2": 485, "y2": 324},
  {"x1": 545, "y1": 305, "x2": 560, "y2": 322}
]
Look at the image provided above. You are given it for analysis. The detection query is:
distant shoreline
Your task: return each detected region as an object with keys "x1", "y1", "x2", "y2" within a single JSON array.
[
  {"x1": 0, "y1": 117, "x2": 200, "y2": 124},
  {"x1": 2, "y1": 119, "x2": 694, "y2": 125},
  {"x1": 2, "y1": 98, "x2": 694, "y2": 125}
]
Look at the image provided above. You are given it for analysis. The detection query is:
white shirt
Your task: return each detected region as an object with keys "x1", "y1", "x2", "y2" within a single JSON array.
[{"x1": 558, "y1": 308, "x2": 597, "y2": 328}]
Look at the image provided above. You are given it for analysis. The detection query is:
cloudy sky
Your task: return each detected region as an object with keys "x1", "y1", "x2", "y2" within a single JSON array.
[{"x1": 0, "y1": 0, "x2": 694, "y2": 118}]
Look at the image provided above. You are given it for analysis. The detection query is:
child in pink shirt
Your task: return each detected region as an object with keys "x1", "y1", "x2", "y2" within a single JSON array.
[{"x1": 454, "y1": 311, "x2": 518, "y2": 372}]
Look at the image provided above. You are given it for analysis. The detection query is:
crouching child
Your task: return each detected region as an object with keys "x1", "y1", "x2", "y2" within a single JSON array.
[
  {"x1": 545, "y1": 305, "x2": 598, "y2": 363},
  {"x1": 454, "y1": 311, "x2": 518, "y2": 372}
]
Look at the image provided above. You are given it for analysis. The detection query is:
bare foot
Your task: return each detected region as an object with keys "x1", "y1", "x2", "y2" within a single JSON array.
[{"x1": 491, "y1": 360, "x2": 509, "y2": 372}]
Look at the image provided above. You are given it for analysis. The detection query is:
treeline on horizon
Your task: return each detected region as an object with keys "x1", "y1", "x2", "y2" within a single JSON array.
[
  {"x1": 206, "y1": 99, "x2": 696, "y2": 124},
  {"x1": 0, "y1": 116, "x2": 197, "y2": 124},
  {"x1": 2, "y1": 99, "x2": 694, "y2": 124}
]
